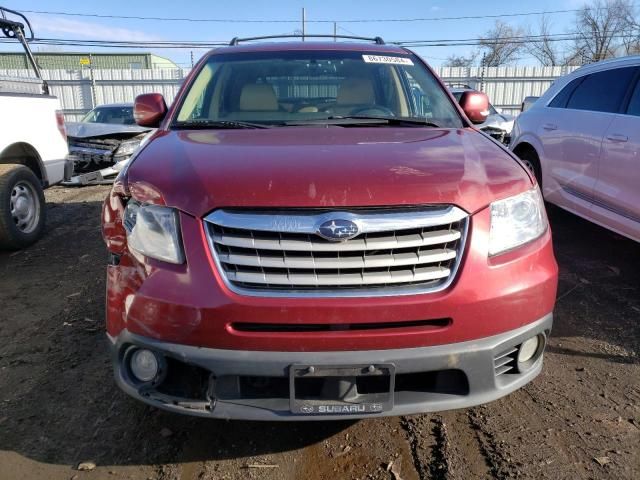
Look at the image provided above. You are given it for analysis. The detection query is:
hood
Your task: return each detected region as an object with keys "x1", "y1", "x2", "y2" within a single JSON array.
[
  {"x1": 66, "y1": 122, "x2": 152, "y2": 139},
  {"x1": 126, "y1": 127, "x2": 532, "y2": 217},
  {"x1": 481, "y1": 114, "x2": 515, "y2": 134}
]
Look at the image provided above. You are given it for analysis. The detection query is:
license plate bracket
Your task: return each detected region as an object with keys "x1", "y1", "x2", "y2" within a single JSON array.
[{"x1": 289, "y1": 363, "x2": 395, "y2": 415}]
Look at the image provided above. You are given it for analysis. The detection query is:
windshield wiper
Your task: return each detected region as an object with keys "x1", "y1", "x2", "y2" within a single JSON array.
[
  {"x1": 173, "y1": 120, "x2": 273, "y2": 129},
  {"x1": 327, "y1": 115, "x2": 441, "y2": 128}
]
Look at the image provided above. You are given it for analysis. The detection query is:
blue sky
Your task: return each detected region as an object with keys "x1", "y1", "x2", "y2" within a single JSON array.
[{"x1": 3, "y1": 0, "x2": 589, "y2": 67}]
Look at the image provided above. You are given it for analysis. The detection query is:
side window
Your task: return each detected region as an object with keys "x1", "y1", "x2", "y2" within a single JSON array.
[
  {"x1": 548, "y1": 77, "x2": 583, "y2": 108},
  {"x1": 566, "y1": 67, "x2": 636, "y2": 113},
  {"x1": 625, "y1": 79, "x2": 640, "y2": 116}
]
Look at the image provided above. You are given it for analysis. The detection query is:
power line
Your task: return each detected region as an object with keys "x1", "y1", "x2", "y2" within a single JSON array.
[
  {"x1": 337, "y1": 25, "x2": 360, "y2": 37},
  {"x1": 396, "y1": 32, "x2": 580, "y2": 44},
  {"x1": 0, "y1": 26, "x2": 636, "y2": 50},
  {"x1": 18, "y1": 7, "x2": 590, "y2": 24},
  {"x1": 0, "y1": 31, "x2": 613, "y2": 49},
  {"x1": 0, "y1": 37, "x2": 229, "y2": 48}
]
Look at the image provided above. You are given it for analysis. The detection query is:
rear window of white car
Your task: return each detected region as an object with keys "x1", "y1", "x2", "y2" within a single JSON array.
[{"x1": 550, "y1": 67, "x2": 637, "y2": 113}]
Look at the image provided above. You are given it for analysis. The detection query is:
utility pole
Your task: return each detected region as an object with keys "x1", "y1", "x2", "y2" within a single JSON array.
[
  {"x1": 480, "y1": 52, "x2": 486, "y2": 92},
  {"x1": 190, "y1": 51, "x2": 194, "y2": 69},
  {"x1": 302, "y1": 8, "x2": 306, "y2": 41},
  {"x1": 334, "y1": 22, "x2": 337, "y2": 41},
  {"x1": 88, "y1": 53, "x2": 96, "y2": 109}
]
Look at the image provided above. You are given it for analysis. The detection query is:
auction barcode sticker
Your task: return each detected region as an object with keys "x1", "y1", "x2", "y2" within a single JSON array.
[{"x1": 362, "y1": 55, "x2": 414, "y2": 66}]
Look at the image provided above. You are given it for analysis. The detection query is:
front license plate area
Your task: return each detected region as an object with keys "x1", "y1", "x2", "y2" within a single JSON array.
[{"x1": 289, "y1": 364, "x2": 395, "y2": 415}]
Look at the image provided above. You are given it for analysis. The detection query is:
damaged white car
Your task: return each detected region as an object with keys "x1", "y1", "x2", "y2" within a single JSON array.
[{"x1": 63, "y1": 103, "x2": 153, "y2": 185}]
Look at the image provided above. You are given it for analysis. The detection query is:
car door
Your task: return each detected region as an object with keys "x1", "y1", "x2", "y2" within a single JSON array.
[
  {"x1": 540, "y1": 67, "x2": 636, "y2": 214},
  {"x1": 593, "y1": 68, "x2": 640, "y2": 241}
]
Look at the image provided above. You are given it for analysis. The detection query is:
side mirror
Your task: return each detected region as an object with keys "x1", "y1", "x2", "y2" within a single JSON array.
[
  {"x1": 458, "y1": 91, "x2": 489, "y2": 124},
  {"x1": 521, "y1": 96, "x2": 539, "y2": 113},
  {"x1": 134, "y1": 93, "x2": 167, "y2": 128}
]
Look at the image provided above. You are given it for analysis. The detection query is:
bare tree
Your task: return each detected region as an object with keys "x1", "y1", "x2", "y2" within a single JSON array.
[
  {"x1": 525, "y1": 15, "x2": 562, "y2": 66},
  {"x1": 571, "y1": 0, "x2": 637, "y2": 63},
  {"x1": 620, "y1": 12, "x2": 640, "y2": 54},
  {"x1": 563, "y1": 47, "x2": 589, "y2": 66},
  {"x1": 443, "y1": 53, "x2": 477, "y2": 67},
  {"x1": 478, "y1": 20, "x2": 525, "y2": 66}
]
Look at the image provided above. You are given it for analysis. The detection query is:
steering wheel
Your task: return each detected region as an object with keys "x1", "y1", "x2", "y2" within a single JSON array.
[{"x1": 350, "y1": 106, "x2": 395, "y2": 116}]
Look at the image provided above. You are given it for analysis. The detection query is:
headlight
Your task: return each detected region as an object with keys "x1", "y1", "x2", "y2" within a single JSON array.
[
  {"x1": 123, "y1": 201, "x2": 184, "y2": 264},
  {"x1": 115, "y1": 139, "x2": 142, "y2": 157},
  {"x1": 489, "y1": 187, "x2": 547, "y2": 256}
]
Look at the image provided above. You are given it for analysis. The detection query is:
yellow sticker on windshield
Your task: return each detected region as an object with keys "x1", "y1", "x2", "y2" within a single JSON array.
[{"x1": 362, "y1": 55, "x2": 414, "y2": 66}]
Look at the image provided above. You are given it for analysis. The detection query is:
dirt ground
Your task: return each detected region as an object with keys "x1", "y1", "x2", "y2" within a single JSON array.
[{"x1": 0, "y1": 185, "x2": 638, "y2": 480}]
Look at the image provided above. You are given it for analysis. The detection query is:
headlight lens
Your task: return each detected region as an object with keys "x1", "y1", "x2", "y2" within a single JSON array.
[
  {"x1": 116, "y1": 139, "x2": 142, "y2": 157},
  {"x1": 489, "y1": 187, "x2": 547, "y2": 256},
  {"x1": 124, "y1": 201, "x2": 184, "y2": 264}
]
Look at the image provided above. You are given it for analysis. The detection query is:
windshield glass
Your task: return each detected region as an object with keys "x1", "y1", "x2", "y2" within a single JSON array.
[
  {"x1": 175, "y1": 50, "x2": 463, "y2": 127},
  {"x1": 82, "y1": 106, "x2": 135, "y2": 125}
]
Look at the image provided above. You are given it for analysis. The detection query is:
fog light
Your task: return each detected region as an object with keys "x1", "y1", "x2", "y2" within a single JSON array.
[
  {"x1": 517, "y1": 336, "x2": 540, "y2": 363},
  {"x1": 130, "y1": 349, "x2": 159, "y2": 382}
]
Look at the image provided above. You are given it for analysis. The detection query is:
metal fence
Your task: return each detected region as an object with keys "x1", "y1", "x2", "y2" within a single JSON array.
[
  {"x1": 438, "y1": 66, "x2": 580, "y2": 115},
  {"x1": 0, "y1": 68, "x2": 186, "y2": 121},
  {"x1": 1, "y1": 65, "x2": 581, "y2": 120}
]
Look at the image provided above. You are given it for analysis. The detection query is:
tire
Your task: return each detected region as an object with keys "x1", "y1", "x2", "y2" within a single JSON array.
[
  {"x1": 0, "y1": 164, "x2": 46, "y2": 250},
  {"x1": 517, "y1": 149, "x2": 542, "y2": 187}
]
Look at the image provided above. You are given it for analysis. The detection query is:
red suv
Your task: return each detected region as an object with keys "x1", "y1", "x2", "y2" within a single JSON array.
[{"x1": 102, "y1": 36, "x2": 558, "y2": 420}]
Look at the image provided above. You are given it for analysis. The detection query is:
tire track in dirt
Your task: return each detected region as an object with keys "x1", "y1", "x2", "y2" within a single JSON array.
[
  {"x1": 443, "y1": 411, "x2": 493, "y2": 479},
  {"x1": 401, "y1": 415, "x2": 440, "y2": 479},
  {"x1": 467, "y1": 407, "x2": 518, "y2": 479},
  {"x1": 172, "y1": 416, "x2": 422, "y2": 480},
  {"x1": 402, "y1": 413, "x2": 493, "y2": 480}
]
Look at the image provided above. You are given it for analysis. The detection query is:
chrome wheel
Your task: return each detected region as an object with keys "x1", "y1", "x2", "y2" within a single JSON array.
[
  {"x1": 521, "y1": 158, "x2": 536, "y2": 176},
  {"x1": 10, "y1": 181, "x2": 40, "y2": 234}
]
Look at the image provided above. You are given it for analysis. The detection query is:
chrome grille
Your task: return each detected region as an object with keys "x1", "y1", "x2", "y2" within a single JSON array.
[
  {"x1": 67, "y1": 138, "x2": 118, "y2": 172},
  {"x1": 204, "y1": 207, "x2": 468, "y2": 297}
]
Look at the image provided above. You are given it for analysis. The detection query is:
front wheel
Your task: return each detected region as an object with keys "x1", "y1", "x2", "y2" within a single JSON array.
[
  {"x1": 0, "y1": 164, "x2": 46, "y2": 249},
  {"x1": 517, "y1": 149, "x2": 542, "y2": 187}
]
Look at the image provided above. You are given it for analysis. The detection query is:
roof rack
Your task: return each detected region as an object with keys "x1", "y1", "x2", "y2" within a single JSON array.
[{"x1": 228, "y1": 34, "x2": 385, "y2": 46}]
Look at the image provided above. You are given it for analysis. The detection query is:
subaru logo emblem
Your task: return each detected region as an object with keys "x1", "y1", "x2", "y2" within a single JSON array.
[
  {"x1": 300, "y1": 405, "x2": 314, "y2": 414},
  {"x1": 317, "y1": 218, "x2": 360, "y2": 241}
]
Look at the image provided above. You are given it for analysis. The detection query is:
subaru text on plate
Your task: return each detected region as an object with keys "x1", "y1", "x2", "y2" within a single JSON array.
[{"x1": 102, "y1": 36, "x2": 558, "y2": 420}]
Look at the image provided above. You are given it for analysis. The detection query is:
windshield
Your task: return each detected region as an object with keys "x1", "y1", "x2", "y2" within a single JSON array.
[
  {"x1": 82, "y1": 106, "x2": 135, "y2": 125},
  {"x1": 175, "y1": 50, "x2": 463, "y2": 128}
]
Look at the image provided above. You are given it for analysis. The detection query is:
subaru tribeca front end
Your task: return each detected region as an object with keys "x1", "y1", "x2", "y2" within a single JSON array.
[{"x1": 102, "y1": 38, "x2": 558, "y2": 420}]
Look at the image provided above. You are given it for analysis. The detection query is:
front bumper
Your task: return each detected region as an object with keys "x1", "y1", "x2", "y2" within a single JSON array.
[{"x1": 110, "y1": 313, "x2": 552, "y2": 420}]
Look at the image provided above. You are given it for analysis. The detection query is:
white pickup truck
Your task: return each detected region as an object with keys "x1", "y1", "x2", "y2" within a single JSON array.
[{"x1": 0, "y1": 7, "x2": 68, "y2": 249}]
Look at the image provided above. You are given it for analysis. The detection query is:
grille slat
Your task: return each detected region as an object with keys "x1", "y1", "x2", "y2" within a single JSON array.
[
  {"x1": 494, "y1": 347, "x2": 519, "y2": 377},
  {"x1": 227, "y1": 265, "x2": 451, "y2": 286},
  {"x1": 213, "y1": 229, "x2": 461, "y2": 252},
  {"x1": 494, "y1": 355, "x2": 515, "y2": 369},
  {"x1": 205, "y1": 207, "x2": 468, "y2": 296},
  {"x1": 495, "y1": 365, "x2": 515, "y2": 376},
  {"x1": 218, "y1": 248, "x2": 457, "y2": 270}
]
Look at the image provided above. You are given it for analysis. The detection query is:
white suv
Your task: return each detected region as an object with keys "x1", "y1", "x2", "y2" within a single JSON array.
[{"x1": 510, "y1": 56, "x2": 640, "y2": 243}]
